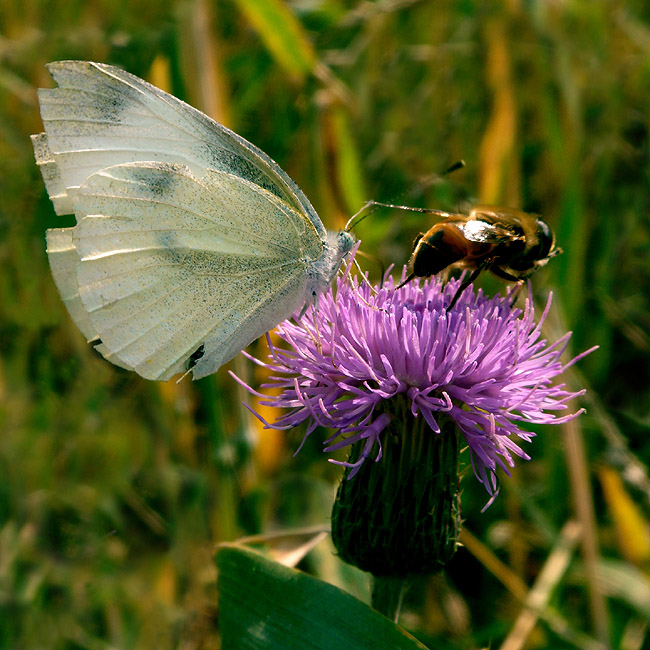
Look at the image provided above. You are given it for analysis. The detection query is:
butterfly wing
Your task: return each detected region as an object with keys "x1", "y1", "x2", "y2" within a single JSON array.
[
  {"x1": 32, "y1": 60, "x2": 340, "y2": 380},
  {"x1": 32, "y1": 60, "x2": 325, "y2": 237},
  {"x1": 47, "y1": 161, "x2": 324, "y2": 380}
]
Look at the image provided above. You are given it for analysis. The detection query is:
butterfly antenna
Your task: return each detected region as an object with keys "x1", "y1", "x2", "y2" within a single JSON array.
[
  {"x1": 351, "y1": 200, "x2": 455, "y2": 225},
  {"x1": 344, "y1": 201, "x2": 381, "y2": 232}
]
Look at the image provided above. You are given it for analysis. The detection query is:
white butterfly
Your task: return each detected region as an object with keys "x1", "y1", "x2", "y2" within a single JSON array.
[{"x1": 32, "y1": 61, "x2": 355, "y2": 380}]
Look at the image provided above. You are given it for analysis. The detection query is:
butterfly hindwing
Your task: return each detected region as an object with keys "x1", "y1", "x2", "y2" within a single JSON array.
[{"x1": 51, "y1": 161, "x2": 322, "y2": 380}]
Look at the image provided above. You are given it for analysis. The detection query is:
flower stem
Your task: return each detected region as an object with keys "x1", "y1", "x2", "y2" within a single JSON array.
[
  {"x1": 371, "y1": 575, "x2": 407, "y2": 622},
  {"x1": 331, "y1": 399, "x2": 461, "y2": 578}
]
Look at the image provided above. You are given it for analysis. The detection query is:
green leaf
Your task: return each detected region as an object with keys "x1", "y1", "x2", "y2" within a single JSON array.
[
  {"x1": 233, "y1": 0, "x2": 317, "y2": 80},
  {"x1": 593, "y1": 559, "x2": 650, "y2": 618},
  {"x1": 330, "y1": 106, "x2": 367, "y2": 215},
  {"x1": 216, "y1": 544, "x2": 430, "y2": 649}
]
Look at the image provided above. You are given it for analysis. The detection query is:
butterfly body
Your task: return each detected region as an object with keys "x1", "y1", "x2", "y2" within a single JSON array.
[{"x1": 33, "y1": 61, "x2": 354, "y2": 380}]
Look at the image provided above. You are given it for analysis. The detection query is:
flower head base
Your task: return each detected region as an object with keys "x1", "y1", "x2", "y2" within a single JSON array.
[{"x1": 236, "y1": 269, "x2": 594, "y2": 498}]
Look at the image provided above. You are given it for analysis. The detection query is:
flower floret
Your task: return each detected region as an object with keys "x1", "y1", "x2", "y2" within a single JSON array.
[{"x1": 234, "y1": 271, "x2": 594, "y2": 495}]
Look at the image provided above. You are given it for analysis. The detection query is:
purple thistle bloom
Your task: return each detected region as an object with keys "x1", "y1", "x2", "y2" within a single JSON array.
[{"x1": 234, "y1": 267, "x2": 595, "y2": 498}]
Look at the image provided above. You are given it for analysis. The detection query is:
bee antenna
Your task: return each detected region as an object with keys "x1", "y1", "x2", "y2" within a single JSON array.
[
  {"x1": 442, "y1": 160, "x2": 466, "y2": 176},
  {"x1": 413, "y1": 159, "x2": 466, "y2": 195},
  {"x1": 346, "y1": 161, "x2": 466, "y2": 233}
]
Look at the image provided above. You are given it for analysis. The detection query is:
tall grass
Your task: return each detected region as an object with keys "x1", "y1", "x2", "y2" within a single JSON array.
[{"x1": 1, "y1": 1, "x2": 649, "y2": 647}]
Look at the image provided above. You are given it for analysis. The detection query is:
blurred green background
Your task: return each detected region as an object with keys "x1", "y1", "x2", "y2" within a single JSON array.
[{"x1": 2, "y1": 0, "x2": 650, "y2": 648}]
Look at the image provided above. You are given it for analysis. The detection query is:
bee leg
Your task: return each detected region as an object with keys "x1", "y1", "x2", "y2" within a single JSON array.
[
  {"x1": 507, "y1": 281, "x2": 525, "y2": 307},
  {"x1": 490, "y1": 266, "x2": 520, "y2": 282},
  {"x1": 447, "y1": 267, "x2": 484, "y2": 309},
  {"x1": 489, "y1": 267, "x2": 526, "y2": 307},
  {"x1": 396, "y1": 272, "x2": 417, "y2": 290}
]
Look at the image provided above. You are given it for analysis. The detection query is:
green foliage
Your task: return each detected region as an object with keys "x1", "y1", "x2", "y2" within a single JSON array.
[
  {"x1": 1, "y1": 0, "x2": 649, "y2": 648},
  {"x1": 217, "y1": 544, "x2": 429, "y2": 649}
]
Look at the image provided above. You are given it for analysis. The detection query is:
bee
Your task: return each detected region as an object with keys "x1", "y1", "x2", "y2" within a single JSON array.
[{"x1": 398, "y1": 206, "x2": 561, "y2": 307}]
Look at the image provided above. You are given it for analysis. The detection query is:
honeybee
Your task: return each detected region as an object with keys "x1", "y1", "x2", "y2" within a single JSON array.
[{"x1": 398, "y1": 206, "x2": 561, "y2": 307}]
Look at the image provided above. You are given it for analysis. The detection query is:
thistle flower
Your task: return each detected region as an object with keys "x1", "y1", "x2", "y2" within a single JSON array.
[
  {"x1": 234, "y1": 268, "x2": 594, "y2": 590},
  {"x1": 236, "y1": 270, "x2": 593, "y2": 499}
]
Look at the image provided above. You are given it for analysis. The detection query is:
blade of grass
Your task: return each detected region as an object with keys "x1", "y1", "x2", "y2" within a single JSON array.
[{"x1": 233, "y1": 0, "x2": 317, "y2": 81}]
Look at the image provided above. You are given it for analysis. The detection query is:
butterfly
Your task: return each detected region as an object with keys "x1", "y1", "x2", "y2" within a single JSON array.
[{"x1": 32, "y1": 61, "x2": 355, "y2": 380}]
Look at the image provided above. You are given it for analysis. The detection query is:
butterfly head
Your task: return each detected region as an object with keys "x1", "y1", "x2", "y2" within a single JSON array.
[{"x1": 337, "y1": 230, "x2": 356, "y2": 255}]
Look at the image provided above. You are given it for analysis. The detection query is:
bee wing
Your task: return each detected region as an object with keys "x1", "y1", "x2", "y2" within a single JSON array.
[
  {"x1": 47, "y1": 161, "x2": 323, "y2": 380},
  {"x1": 470, "y1": 206, "x2": 537, "y2": 221},
  {"x1": 32, "y1": 60, "x2": 325, "y2": 238},
  {"x1": 457, "y1": 215, "x2": 519, "y2": 245}
]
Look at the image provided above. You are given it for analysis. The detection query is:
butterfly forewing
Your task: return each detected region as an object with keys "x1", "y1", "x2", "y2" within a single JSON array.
[{"x1": 34, "y1": 61, "x2": 324, "y2": 235}]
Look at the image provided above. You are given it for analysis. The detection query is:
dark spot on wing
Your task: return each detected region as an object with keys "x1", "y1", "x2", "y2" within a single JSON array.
[
  {"x1": 206, "y1": 147, "x2": 286, "y2": 203},
  {"x1": 156, "y1": 232, "x2": 184, "y2": 265},
  {"x1": 187, "y1": 344, "x2": 205, "y2": 370},
  {"x1": 93, "y1": 88, "x2": 126, "y2": 124},
  {"x1": 130, "y1": 163, "x2": 181, "y2": 197}
]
